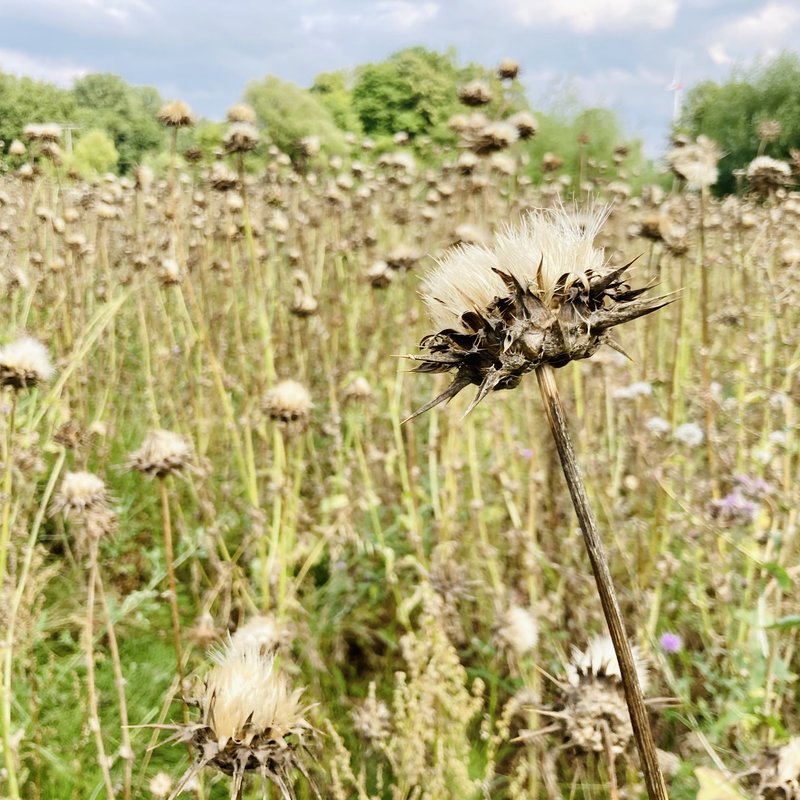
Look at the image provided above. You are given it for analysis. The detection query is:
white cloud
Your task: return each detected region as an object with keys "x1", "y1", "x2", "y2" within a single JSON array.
[
  {"x1": 301, "y1": 2, "x2": 438, "y2": 33},
  {"x1": 0, "y1": 49, "x2": 88, "y2": 85},
  {"x1": 5, "y1": 0, "x2": 156, "y2": 31},
  {"x1": 376, "y1": 1, "x2": 439, "y2": 30},
  {"x1": 708, "y1": 2, "x2": 800, "y2": 63},
  {"x1": 502, "y1": 0, "x2": 679, "y2": 32}
]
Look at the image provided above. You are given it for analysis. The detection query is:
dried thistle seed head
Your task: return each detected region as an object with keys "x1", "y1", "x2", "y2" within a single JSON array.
[
  {"x1": 209, "y1": 161, "x2": 239, "y2": 191},
  {"x1": 297, "y1": 135, "x2": 321, "y2": 158},
  {"x1": 224, "y1": 122, "x2": 260, "y2": 153},
  {"x1": 497, "y1": 58, "x2": 520, "y2": 80},
  {"x1": 465, "y1": 121, "x2": 518, "y2": 154},
  {"x1": 23, "y1": 123, "x2": 62, "y2": 143},
  {"x1": 8, "y1": 139, "x2": 26, "y2": 156},
  {"x1": 157, "y1": 100, "x2": 195, "y2": 128},
  {"x1": 566, "y1": 635, "x2": 649, "y2": 691},
  {"x1": 52, "y1": 471, "x2": 109, "y2": 517},
  {"x1": 0, "y1": 336, "x2": 54, "y2": 389},
  {"x1": 263, "y1": 380, "x2": 313, "y2": 425},
  {"x1": 667, "y1": 135, "x2": 720, "y2": 188},
  {"x1": 458, "y1": 80, "x2": 493, "y2": 106},
  {"x1": 343, "y1": 376, "x2": 373, "y2": 403},
  {"x1": 406, "y1": 205, "x2": 670, "y2": 419},
  {"x1": 507, "y1": 110, "x2": 538, "y2": 140},
  {"x1": 494, "y1": 605, "x2": 539, "y2": 657},
  {"x1": 226, "y1": 103, "x2": 257, "y2": 124},
  {"x1": 560, "y1": 635, "x2": 650, "y2": 755},
  {"x1": 741, "y1": 737, "x2": 800, "y2": 799},
  {"x1": 757, "y1": 118, "x2": 782, "y2": 143},
  {"x1": 161, "y1": 639, "x2": 316, "y2": 799},
  {"x1": 127, "y1": 429, "x2": 192, "y2": 477},
  {"x1": 747, "y1": 156, "x2": 792, "y2": 195}
]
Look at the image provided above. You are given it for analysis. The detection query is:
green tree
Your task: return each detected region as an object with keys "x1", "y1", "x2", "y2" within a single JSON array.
[
  {"x1": 71, "y1": 73, "x2": 164, "y2": 172},
  {"x1": 69, "y1": 128, "x2": 119, "y2": 176},
  {"x1": 310, "y1": 70, "x2": 362, "y2": 134},
  {"x1": 244, "y1": 76, "x2": 347, "y2": 159},
  {"x1": 351, "y1": 47, "x2": 460, "y2": 143},
  {"x1": 681, "y1": 52, "x2": 800, "y2": 193},
  {"x1": 0, "y1": 72, "x2": 75, "y2": 152}
]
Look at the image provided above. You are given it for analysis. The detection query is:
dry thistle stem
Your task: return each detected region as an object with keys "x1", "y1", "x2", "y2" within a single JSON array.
[
  {"x1": 405, "y1": 203, "x2": 670, "y2": 800},
  {"x1": 152, "y1": 636, "x2": 317, "y2": 800},
  {"x1": 406, "y1": 205, "x2": 670, "y2": 420}
]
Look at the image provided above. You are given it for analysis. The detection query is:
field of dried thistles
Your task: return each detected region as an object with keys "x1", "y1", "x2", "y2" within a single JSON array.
[{"x1": 1, "y1": 96, "x2": 799, "y2": 800}]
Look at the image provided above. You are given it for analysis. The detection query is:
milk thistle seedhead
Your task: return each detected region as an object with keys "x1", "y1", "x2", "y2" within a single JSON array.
[
  {"x1": 52, "y1": 471, "x2": 109, "y2": 517},
  {"x1": 0, "y1": 335, "x2": 54, "y2": 389},
  {"x1": 667, "y1": 135, "x2": 721, "y2": 188},
  {"x1": 226, "y1": 103, "x2": 257, "y2": 124},
  {"x1": 224, "y1": 122, "x2": 260, "y2": 154},
  {"x1": 747, "y1": 156, "x2": 792, "y2": 195},
  {"x1": 157, "y1": 638, "x2": 317, "y2": 800},
  {"x1": 263, "y1": 380, "x2": 313, "y2": 426},
  {"x1": 127, "y1": 429, "x2": 192, "y2": 478},
  {"x1": 406, "y1": 205, "x2": 671, "y2": 420},
  {"x1": 458, "y1": 80, "x2": 493, "y2": 106},
  {"x1": 562, "y1": 635, "x2": 650, "y2": 755},
  {"x1": 497, "y1": 58, "x2": 520, "y2": 80},
  {"x1": 157, "y1": 100, "x2": 195, "y2": 128}
]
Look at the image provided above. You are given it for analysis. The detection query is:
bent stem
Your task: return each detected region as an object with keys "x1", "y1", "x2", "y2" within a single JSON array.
[{"x1": 535, "y1": 364, "x2": 668, "y2": 800}]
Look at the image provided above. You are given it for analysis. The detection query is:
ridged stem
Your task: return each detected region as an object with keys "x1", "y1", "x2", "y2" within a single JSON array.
[
  {"x1": 159, "y1": 476, "x2": 187, "y2": 722},
  {"x1": 535, "y1": 364, "x2": 668, "y2": 800}
]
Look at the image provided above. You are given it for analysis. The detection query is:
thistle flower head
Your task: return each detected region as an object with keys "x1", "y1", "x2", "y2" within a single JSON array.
[
  {"x1": 458, "y1": 80, "x2": 493, "y2": 106},
  {"x1": 263, "y1": 380, "x2": 313, "y2": 426},
  {"x1": 497, "y1": 58, "x2": 520, "y2": 80},
  {"x1": 0, "y1": 336, "x2": 55, "y2": 389},
  {"x1": 667, "y1": 135, "x2": 720, "y2": 188},
  {"x1": 406, "y1": 205, "x2": 670, "y2": 419},
  {"x1": 494, "y1": 605, "x2": 539, "y2": 657},
  {"x1": 560, "y1": 635, "x2": 650, "y2": 755},
  {"x1": 224, "y1": 122, "x2": 260, "y2": 154},
  {"x1": 158, "y1": 637, "x2": 316, "y2": 800},
  {"x1": 127, "y1": 429, "x2": 192, "y2": 478},
  {"x1": 157, "y1": 100, "x2": 195, "y2": 128},
  {"x1": 226, "y1": 103, "x2": 257, "y2": 124},
  {"x1": 742, "y1": 737, "x2": 800, "y2": 799},
  {"x1": 52, "y1": 471, "x2": 109, "y2": 517},
  {"x1": 747, "y1": 156, "x2": 791, "y2": 194}
]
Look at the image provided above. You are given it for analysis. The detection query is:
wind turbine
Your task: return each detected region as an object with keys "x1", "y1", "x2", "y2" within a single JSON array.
[{"x1": 667, "y1": 60, "x2": 684, "y2": 123}]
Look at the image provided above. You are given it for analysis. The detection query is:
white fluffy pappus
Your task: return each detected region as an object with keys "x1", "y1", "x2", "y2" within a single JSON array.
[
  {"x1": 567, "y1": 634, "x2": 650, "y2": 693},
  {"x1": 420, "y1": 204, "x2": 610, "y2": 334}
]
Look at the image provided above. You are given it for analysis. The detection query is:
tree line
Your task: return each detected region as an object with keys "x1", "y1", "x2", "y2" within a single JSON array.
[{"x1": 1, "y1": 47, "x2": 798, "y2": 193}]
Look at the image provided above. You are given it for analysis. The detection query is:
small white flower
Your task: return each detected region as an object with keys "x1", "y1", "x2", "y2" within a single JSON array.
[
  {"x1": 612, "y1": 381, "x2": 653, "y2": 400},
  {"x1": 645, "y1": 416, "x2": 671, "y2": 436},
  {"x1": 674, "y1": 422, "x2": 704, "y2": 447}
]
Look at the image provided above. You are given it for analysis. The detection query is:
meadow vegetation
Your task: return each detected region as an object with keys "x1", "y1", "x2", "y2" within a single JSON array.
[{"x1": 1, "y1": 52, "x2": 800, "y2": 800}]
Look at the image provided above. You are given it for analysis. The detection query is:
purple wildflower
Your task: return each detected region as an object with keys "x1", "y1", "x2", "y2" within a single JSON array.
[{"x1": 660, "y1": 633, "x2": 682, "y2": 654}]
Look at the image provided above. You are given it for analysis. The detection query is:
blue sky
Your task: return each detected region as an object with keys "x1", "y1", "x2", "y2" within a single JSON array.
[{"x1": 2, "y1": 0, "x2": 799, "y2": 154}]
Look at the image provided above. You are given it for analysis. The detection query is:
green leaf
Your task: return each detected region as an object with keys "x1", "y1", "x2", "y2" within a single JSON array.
[
  {"x1": 767, "y1": 615, "x2": 800, "y2": 629},
  {"x1": 763, "y1": 561, "x2": 793, "y2": 591}
]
